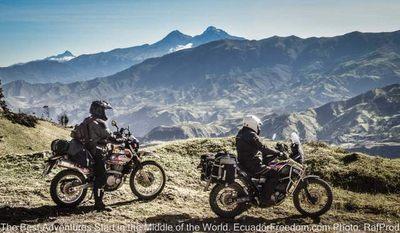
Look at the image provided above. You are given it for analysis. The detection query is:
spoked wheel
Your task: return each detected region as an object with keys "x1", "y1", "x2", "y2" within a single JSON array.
[
  {"x1": 209, "y1": 182, "x2": 247, "y2": 218},
  {"x1": 130, "y1": 160, "x2": 166, "y2": 200},
  {"x1": 50, "y1": 169, "x2": 87, "y2": 208},
  {"x1": 293, "y1": 177, "x2": 333, "y2": 217}
]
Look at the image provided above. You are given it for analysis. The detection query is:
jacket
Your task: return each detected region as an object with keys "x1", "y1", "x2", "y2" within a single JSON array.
[
  {"x1": 235, "y1": 127, "x2": 280, "y2": 175},
  {"x1": 86, "y1": 117, "x2": 113, "y2": 151}
]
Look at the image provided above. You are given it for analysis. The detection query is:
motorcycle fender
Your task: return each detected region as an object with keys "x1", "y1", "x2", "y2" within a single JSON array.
[
  {"x1": 132, "y1": 156, "x2": 142, "y2": 169},
  {"x1": 138, "y1": 151, "x2": 159, "y2": 158},
  {"x1": 57, "y1": 161, "x2": 90, "y2": 177},
  {"x1": 299, "y1": 175, "x2": 320, "y2": 186},
  {"x1": 301, "y1": 175, "x2": 320, "y2": 181},
  {"x1": 42, "y1": 159, "x2": 58, "y2": 177}
]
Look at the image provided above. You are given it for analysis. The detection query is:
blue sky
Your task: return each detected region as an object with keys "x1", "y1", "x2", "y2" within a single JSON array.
[{"x1": 1, "y1": 0, "x2": 400, "y2": 66}]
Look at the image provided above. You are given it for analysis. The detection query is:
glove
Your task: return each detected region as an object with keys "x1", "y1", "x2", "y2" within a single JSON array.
[
  {"x1": 278, "y1": 152, "x2": 289, "y2": 160},
  {"x1": 115, "y1": 137, "x2": 125, "y2": 143}
]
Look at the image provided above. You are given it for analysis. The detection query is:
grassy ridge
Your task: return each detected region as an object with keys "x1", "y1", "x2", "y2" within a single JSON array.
[
  {"x1": 0, "y1": 114, "x2": 70, "y2": 155},
  {"x1": 0, "y1": 132, "x2": 399, "y2": 228}
]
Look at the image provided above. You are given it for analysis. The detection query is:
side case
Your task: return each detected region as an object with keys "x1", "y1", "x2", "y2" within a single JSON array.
[{"x1": 211, "y1": 153, "x2": 237, "y2": 183}]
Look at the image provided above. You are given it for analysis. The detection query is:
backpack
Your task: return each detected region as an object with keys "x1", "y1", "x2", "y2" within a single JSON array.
[{"x1": 70, "y1": 117, "x2": 94, "y2": 144}]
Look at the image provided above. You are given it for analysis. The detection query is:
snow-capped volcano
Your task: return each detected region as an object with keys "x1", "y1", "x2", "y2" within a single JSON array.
[
  {"x1": 0, "y1": 26, "x2": 245, "y2": 84},
  {"x1": 45, "y1": 51, "x2": 75, "y2": 62}
]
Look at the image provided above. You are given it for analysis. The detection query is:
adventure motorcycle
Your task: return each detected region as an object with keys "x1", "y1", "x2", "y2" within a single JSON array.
[
  {"x1": 199, "y1": 132, "x2": 333, "y2": 218},
  {"x1": 43, "y1": 120, "x2": 166, "y2": 207}
]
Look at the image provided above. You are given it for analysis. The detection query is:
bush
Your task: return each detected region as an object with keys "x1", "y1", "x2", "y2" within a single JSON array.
[
  {"x1": 3, "y1": 111, "x2": 38, "y2": 128},
  {"x1": 341, "y1": 152, "x2": 360, "y2": 164},
  {"x1": 1, "y1": 80, "x2": 38, "y2": 127},
  {"x1": 0, "y1": 80, "x2": 8, "y2": 112}
]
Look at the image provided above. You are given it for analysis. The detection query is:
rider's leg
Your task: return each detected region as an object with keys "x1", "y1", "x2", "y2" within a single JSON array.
[
  {"x1": 92, "y1": 149, "x2": 110, "y2": 211},
  {"x1": 260, "y1": 169, "x2": 279, "y2": 205}
]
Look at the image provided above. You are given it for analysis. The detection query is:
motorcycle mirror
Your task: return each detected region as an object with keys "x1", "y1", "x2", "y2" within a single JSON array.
[
  {"x1": 111, "y1": 120, "x2": 118, "y2": 128},
  {"x1": 272, "y1": 133, "x2": 277, "y2": 141}
]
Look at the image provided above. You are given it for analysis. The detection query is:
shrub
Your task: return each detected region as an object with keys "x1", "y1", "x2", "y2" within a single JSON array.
[
  {"x1": 3, "y1": 111, "x2": 38, "y2": 128},
  {"x1": 0, "y1": 79, "x2": 38, "y2": 127},
  {"x1": 341, "y1": 153, "x2": 360, "y2": 164}
]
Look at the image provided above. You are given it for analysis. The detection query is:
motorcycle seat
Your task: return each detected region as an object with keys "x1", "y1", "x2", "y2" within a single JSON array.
[
  {"x1": 254, "y1": 166, "x2": 270, "y2": 177},
  {"x1": 237, "y1": 163, "x2": 269, "y2": 179}
]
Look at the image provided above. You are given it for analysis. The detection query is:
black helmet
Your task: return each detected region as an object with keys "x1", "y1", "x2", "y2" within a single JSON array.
[{"x1": 90, "y1": 100, "x2": 112, "y2": 120}]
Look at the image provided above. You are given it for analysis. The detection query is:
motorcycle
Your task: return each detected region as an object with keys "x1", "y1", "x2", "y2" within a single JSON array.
[
  {"x1": 43, "y1": 120, "x2": 166, "y2": 207},
  {"x1": 199, "y1": 132, "x2": 333, "y2": 218}
]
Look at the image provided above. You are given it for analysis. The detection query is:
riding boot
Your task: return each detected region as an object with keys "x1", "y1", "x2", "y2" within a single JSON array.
[
  {"x1": 94, "y1": 189, "x2": 112, "y2": 212},
  {"x1": 260, "y1": 170, "x2": 279, "y2": 207}
]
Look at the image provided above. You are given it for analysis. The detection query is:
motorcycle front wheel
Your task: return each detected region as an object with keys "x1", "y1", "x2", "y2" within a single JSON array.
[
  {"x1": 293, "y1": 177, "x2": 333, "y2": 217},
  {"x1": 50, "y1": 169, "x2": 88, "y2": 208},
  {"x1": 129, "y1": 160, "x2": 166, "y2": 200},
  {"x1": 209, "y1": 182, "x2": 247, "y2": 219}
]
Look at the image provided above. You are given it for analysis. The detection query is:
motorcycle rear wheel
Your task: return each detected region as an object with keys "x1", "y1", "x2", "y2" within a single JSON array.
[
  {"x1": 209, "y1": 182, "x2": 247, "y2": 219},
  {"x1": 50, "y1": 169, "x2": 88, "y2": 208}
]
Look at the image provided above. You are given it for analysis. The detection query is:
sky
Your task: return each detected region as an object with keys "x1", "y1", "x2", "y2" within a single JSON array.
[{"x1": 1, "y1": 0, "x2": 400, "y2": 66}]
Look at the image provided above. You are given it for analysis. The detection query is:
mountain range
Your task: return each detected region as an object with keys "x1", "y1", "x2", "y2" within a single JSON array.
[
  {"x1": 0, "y1": 26, "x2": 244, "y2": 84},
  {"x1": 141, "y1": 84, "x2": 400, "y2": 157},
  {"x1": 2, "y1": 29, "x2": 400, "y2": 157},
  {"x1": 259, "y1": 84, "x2": 400, "y2": 158}
]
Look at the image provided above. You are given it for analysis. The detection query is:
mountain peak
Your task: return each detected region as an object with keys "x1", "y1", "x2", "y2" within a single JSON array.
[
  {"x1": 191, "y1": 26, "x2": 245, "y2": 45},
  {"x1": 204, "y1": 26, "x2": 218, "y2": 32},
  {"x1": 158, "y1": 30, "x2": 192, "y2": 45},
  {"x1": 45, "y1": 50, "x2": 75, "y2": 62},
  {"x1": 61, "y1": 50, "x2": 74, "y2": 57},
  {"x1": 167, "y1": 30, "x2": 185, "y2": 37},
  {"x1": 202, "y1": 26, "x2": 226, "y2": 35}
]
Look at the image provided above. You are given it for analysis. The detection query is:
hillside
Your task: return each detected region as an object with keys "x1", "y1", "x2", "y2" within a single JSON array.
[
  {"x1": 0, "y1": 26, "x2": 243, "y2": 84},
  {"x1": 4, "y1": 30, "x2": 400, "y2": 138},
  {"x1": 260, "y1": 84, "x2": 400, "y2": 158},
  {"x1": 1, "y1": 137, "x2": 399, "y2": 230},
  {"x1": 142, "y1": 123, "x2": 228, "y2": 142},
  {"x1": 0, "y1": 113, "x2": 70, "y2": 155}
]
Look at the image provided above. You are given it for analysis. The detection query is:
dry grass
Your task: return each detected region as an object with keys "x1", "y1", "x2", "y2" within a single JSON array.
[
  {"x1": 0, "y1": 116, "x2": 70, "y2": 156},
  {"x1": 0, "y1": 137, "x2": 399, "y2": 232},
  {"x1": 0, "y1": 115, "x2": 399, "y2": 230}
]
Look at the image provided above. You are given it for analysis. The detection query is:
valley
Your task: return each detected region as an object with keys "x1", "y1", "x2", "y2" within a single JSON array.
[{"x1": 2, "y1": 29, "x2": 400, "y2": 157}]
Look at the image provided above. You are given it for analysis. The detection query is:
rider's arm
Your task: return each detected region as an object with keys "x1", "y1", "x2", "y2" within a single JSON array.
[
  {"x1": 252, "y1": 133, "x2": 281, "y2": 157},
  {"x1": 90, "y1": 121, "x2": 114, "y2": 144}
]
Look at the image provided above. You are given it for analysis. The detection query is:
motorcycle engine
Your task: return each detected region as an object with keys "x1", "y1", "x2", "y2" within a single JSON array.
[
  {"x1": 271, "y1": 181, "x2": 290, "y2": 204},
  {"x1": 105, "y1": 165, "x2": 124, "y2": 190},
  {"x1": 271, "y1": 191, "x2": 286, "y2": 204},
  {"x1": 110, "y1": 164, "x2": 124, "y2": 172},
  {"x1": 106, "y1": 174, "x2": 122, "y2": 187}
]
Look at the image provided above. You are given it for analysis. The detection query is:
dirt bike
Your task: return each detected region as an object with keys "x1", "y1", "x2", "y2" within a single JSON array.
[
  {"x1": 199, "y1": 132, "x2": 333, "y2": 218},
  {"x1": 43, "y1": 120, "x2": 166, "y2": 207}
]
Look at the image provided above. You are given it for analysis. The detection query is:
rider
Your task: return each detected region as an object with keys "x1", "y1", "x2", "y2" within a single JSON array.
[
  {"x1": 86, "y1": 100, "x2": 114, "y2": 211},
  {"x1": 235, "y1": 115, "x2": 284, "y2": 205}
]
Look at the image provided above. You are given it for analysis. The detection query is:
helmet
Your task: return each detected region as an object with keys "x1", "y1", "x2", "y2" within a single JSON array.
[
  {"x1": 90, "y1": 100, "x2": 112, "y2": 120},
  {"x1": 243, "y1": 115, "x2": 262, "y2": 135}
]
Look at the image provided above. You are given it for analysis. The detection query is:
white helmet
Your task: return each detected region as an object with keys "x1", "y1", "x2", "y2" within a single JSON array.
[{"x1": 243, "y1": 115, "x2": 262, "y2": 134}]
